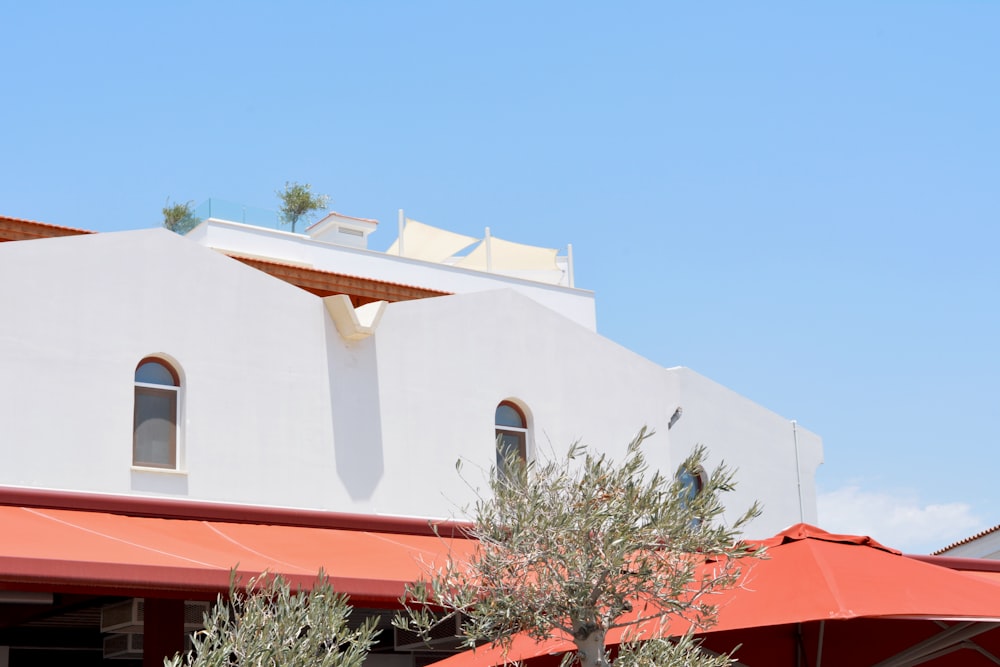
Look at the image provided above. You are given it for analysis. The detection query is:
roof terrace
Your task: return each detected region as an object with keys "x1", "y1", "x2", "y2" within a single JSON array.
[{"x1": 185, "y1": 199, "x2": 595, "y2": 330}]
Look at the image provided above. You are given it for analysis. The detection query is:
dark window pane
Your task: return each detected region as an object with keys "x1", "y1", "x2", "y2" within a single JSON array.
[
  {"x1": 495, "y1": 404, "x2": 525, "y2": 428},
  {"x1": 135, "y1": 361, "x2": 177, "y2": 386},
  {"x1": 134, "y1": 387, "x2": 177, "y2": 467},
  {"x1": 496, "y1": 430, "x2": 526, "y2": 474},
  {"x1": 677, "y1": 468, "x2": 703, "y2": 507}
]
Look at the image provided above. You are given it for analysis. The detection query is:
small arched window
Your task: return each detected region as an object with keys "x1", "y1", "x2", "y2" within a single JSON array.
[
  {"x1": 495, "y1": 401, "x2": 528, "y2": 477},
  {"x1": 133, "y1": 358, "x2": 180, "y2": 468},
  {"x1": 676, "y1": 466, "x2": 705, "y2": 508}
]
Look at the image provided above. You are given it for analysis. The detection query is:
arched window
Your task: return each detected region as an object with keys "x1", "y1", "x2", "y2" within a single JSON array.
[
  {"x1": 133, "y1": 358, "x2": 180, "y2": 468},
  {"x1": 495, "y1": 401, "x2": 528, "y2": 477}
]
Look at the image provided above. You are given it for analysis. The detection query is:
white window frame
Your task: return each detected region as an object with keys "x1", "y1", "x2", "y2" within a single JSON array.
[
  {"x1": 495, "y1": 401, "x2": 530, "y2": 477},
  {"x1": 132, "y1": 359, "x2": 183, "y2": 471}
]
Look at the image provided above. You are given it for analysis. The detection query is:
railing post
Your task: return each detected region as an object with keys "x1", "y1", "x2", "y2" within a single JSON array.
[
  {"x1": 398, "y1": 209, "x2": 405, "y2": 256},
  {"x1": 485, "y1": 226, "x2": 493, "y2": 273},
  {"x1": 567, "y1": 243, "x2": 575, "y2": 287}
]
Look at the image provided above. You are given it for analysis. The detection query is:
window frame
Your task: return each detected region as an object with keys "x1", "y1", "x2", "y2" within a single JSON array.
[
  {"x1": 132, "y1": 357, "x2": 182, "y2": 470},
  {"x1": 495, "y1": 400, "x2": 529, "y2": 476}
]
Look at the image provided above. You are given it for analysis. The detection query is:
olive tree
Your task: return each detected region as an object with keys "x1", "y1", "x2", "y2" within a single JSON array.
[
  {"x1": 394, "y1": 428, "x2": 760, "y2": 667},
  {"x1": 277, "y1": 182, "x2": 330, "y2": 233},
  {"x1": 165, "y1": 572, "x2": 378, "y2": 667},
  {"x1": 163, "y1": 199, "x2": 200, "y2": 235}
]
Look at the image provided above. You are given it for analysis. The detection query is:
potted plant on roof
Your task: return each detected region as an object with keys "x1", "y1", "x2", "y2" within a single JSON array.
[{"x1": 277, "y1": 181, "x2": 330, "y2": 233}]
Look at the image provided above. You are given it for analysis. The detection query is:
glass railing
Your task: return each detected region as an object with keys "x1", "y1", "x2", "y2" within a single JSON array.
[{"x1": 193, "y1": 199, "x2": 284, "y2": 230}]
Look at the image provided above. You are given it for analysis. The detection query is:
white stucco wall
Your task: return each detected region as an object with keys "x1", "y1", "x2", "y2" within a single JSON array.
[
  {"x1": 362, "y1": 289, "x2": 679, "y2": 519},
  {"x1": 0, "y1": 230, "x2": 347, "y2": 507},
  {"x1": 0, "y1": 229, "x2": 821, "y2": 537},
  {"x1": 665, "y1": 367, "x2": 824, "y2": 537}
]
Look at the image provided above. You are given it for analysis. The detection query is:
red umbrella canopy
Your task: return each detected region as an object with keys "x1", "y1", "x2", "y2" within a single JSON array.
[
  {"x1": 700, "y1": 523, "x2": 1000, "y2": 631},
  {"x1": 692, "y1": 524, "x2": 1000, "y2": 666},
  {"x1": 428, "y1": 524, "x2": 1000, "y2": 667}
]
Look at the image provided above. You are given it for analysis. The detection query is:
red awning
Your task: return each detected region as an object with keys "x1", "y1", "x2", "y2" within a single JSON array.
[{"x1": 1, "y1": 504, "x2": 473, "y2": 604}]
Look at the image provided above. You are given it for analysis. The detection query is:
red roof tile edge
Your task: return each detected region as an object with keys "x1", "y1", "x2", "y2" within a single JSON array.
[
  {"x1": 0, "y1": 214, "x2": 95, "y2": 234},
  {"x1": 227, "y1": 252, "x2": 452, "y2": 295},
  {"x1": 932, "y1": 524, "x2": 1000, "y2": 555}
]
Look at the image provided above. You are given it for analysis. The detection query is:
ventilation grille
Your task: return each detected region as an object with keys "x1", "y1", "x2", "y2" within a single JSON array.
[
  {"x1": 184, "y1": 601, "x2": 210, "y2": 627},
  {"x1": 104, "y1": 632, "x2": 194, "y2": 660},
  {"x1": 101, "y1": 599, "x2": 211, "y2": 633},
  {"x1": 101, "y1": 599, "x2": 145, "y2": 634},
  {"x1": 104, "y1": 632, "x2": 143, "y2": 659}
]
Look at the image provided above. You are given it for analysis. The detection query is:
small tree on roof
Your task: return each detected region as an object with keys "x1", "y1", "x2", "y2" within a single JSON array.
[
  {"x1": 164, "y1": 571, "x2": 378, "y2": 667},
  {"x1": 277, "y1": 182, "x2": 330, "y2": 233},
  {"x1": 394, "y1": 428, "x2": 760, "y2": 667},
  {"x1": 162, "y1": 199, "x2": 199, "y2": 235}
]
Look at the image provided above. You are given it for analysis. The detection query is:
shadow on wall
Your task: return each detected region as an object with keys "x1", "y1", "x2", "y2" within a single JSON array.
[{"x1": 326, "y1": 319, "x2": 385, "y2": 501}]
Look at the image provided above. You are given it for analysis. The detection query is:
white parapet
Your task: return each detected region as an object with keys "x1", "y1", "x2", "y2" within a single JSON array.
[{"x1": 187, "y1": 217, "x2": 597, "y2": 330}]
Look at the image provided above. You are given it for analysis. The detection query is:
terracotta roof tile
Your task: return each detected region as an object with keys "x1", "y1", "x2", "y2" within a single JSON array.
[
  {"x1": 0, "y1": 215, "x2": 94, "y2": 241},
  {"x1": 224, "y1": 251, "x2": 450, "y2": 301},
  {"x1": 933, "y1": 524, "x2": 1000, "y2": 555}
]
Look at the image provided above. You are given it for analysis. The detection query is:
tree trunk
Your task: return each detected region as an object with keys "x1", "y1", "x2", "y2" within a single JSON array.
[{"x1": 574, "y1": 629, "x2": 610, "y2": 667}]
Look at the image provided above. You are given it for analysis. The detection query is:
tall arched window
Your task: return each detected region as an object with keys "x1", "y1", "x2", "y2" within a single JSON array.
[
  {"x1": 133, "y1": 358, "x2": 180, "y2": 468},
  {"x1": 495, "y1": 401, "x2": 528, "y2": 477}
]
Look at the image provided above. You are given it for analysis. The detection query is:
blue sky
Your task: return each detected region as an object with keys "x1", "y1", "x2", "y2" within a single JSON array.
[{"x1": 2, "y1": 2, "x2": 997, "y2": 553}]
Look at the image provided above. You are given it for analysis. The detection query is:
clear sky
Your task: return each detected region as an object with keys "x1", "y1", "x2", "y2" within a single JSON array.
[{"x1": 2, "y1": 2, "x2": 997, "y2": 553}]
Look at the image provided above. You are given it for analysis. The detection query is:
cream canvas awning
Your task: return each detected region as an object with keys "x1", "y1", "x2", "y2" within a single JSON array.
[
  {"x1": 454, "y1": 236, "x2": 559, "y2": 271},
  {"x1": 387, "y1": 219, "x2": 478, "y2": 263}
]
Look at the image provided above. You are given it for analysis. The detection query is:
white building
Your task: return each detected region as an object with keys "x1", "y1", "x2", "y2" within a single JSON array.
[
  {"x1": 0, "y1": 210, "x2": 822, "y2": 666},
  {"x1": 936, "y1": 528, "x2": 1000, "y2": 559}
]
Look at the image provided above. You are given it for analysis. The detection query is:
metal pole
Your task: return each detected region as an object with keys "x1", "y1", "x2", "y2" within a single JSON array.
[
  {"x1": 398, "y1": 209, "x2": 405, "y2": 256},
  {"x1": 792, "y1": 420, "x2": 804, "y2": 523},
  {"x1": 816, "y1": 620, "x2": 825, "y2": 667},
  {"x1": 567, "y1": 243, "x2": 575, "y2": 287},
  {"x1": 485, "y1": 227, "x2": 493, "y2": 272}
]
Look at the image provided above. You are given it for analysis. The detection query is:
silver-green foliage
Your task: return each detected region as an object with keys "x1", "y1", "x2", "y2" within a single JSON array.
[
  {"x1": 163, "y1": 199, "x2": 200, "y2": 235},
  {"x1": 277, "y1": 182, "x2": 330, "y2": 233},
  {"x1": 614, "y1": 636, "x2": 736, "y2": 667},
  {"x1": 394, "y1": 428, "x2": 760, "y2": 667},
  {"x1": 165, "y1": 572, "x2": 378, "y2": 667}
]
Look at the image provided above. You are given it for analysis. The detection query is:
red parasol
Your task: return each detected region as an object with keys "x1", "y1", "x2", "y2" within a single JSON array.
[{"x1": 429, "y1": 524, "x2": 1000, "y2": 666}]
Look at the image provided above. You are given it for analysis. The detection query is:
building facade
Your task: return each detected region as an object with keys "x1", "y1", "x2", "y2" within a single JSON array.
[{"x1": 0, "y1": 211, "x2": 823, "y2": 665}]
